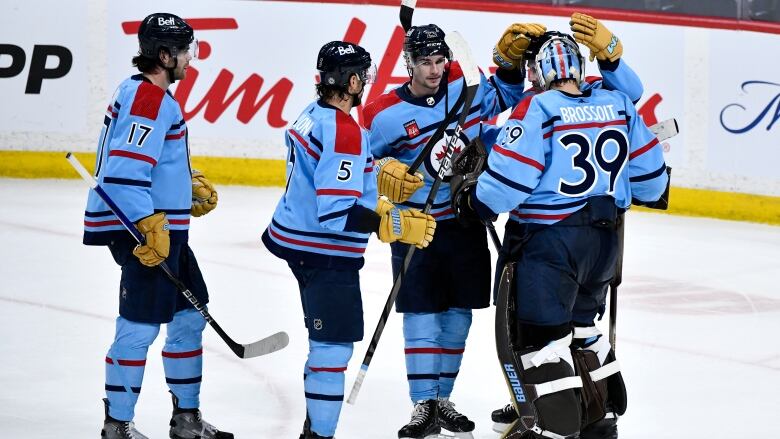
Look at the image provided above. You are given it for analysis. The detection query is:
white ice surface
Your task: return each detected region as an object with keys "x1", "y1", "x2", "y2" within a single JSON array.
[{"x1": 1, "y1": 179, "x2": 779, "y2": 438}]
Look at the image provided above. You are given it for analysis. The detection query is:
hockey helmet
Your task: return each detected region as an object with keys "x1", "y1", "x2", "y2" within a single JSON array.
[
  {"x1": 138, "y1": 13, "x2": 197, "y2": 60},
  {"x1": 317, "y1": 41, "x2": 375, "y2": 87},
  {"x1": 403, "y1": 24, "x2": 451, "y2": 65},
  {"x1": 530, "y1": 33, "x2": 585, "y2": 90},
  {"x1": 524, "y1": 31, "x2": 576, "y2": 61}
]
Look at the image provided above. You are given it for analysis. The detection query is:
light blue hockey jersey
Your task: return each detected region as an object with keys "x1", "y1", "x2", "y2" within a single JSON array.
[
  {"x1": 262, "y1": 100, "x2": 378, "y2": 270},
  {"x1": 473, "y1": 87, "x2": 668, "y2": 225},
  {"x1": 83, "y1": 75, "x2": 192, "y2": 245},
  {"x1": 364, "y1": 62, "x2": 526, "y2": 220}
]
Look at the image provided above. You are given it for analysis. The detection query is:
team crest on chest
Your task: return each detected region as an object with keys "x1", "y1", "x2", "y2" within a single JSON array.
[
  {"x1": 424, "y1": 128, "x2": 469, "y2": 183},
  {"x1": 404, "y1": 120, "x2": 421, "y2": 139}
]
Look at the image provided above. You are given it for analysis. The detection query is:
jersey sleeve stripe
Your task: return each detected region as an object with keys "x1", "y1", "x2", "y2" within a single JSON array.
[
  {"x1": 108, "y1": 149, "x2": 157, "y2": 166},
  {"x1": 629, "y1": 137, "x2": 660, "y2": 160},
  {"x1": 103, "y1": 176, "x2": 152, "y2": 188},
  {"x1": 629, "y1": 163, "x2": 667, "y2": 182},
  {"x1": 165, "y1": 130, "x2": 186, "y2": 140},
  {"x1": 493, "y1": 144, "x2": 544, "y2": 171},
  {"x1": 85, "y1": 219, "x2": 122, "y2": 227},
  {"x1": 289, "y1": 128, "x2": 321, "y2": 160},
  {"x1": 319, "y1": 207, "x2": 351, "y2": 223},
  {"x1": 316, "y1": 189, "x2": 362, "y2": 197},
  {"x1": 486, "y1": 168, "x2": 533, "y2": 193}
]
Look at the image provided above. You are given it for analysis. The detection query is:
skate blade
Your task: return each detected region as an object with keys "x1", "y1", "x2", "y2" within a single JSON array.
[
  {"x1": 437, "y1": 431, "x2": 474, "y2": 439},
  {"x1": 492, "y1": 422, "x2": 511, "y2": 434}
]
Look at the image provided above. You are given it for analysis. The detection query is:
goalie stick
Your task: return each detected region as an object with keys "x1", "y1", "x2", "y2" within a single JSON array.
[
  {"x1": 65, "y1": 153, "x2": 289, "y2": 359},
  {"x1": 347, "y1": 31, "x2": 481, "y2": 405}
]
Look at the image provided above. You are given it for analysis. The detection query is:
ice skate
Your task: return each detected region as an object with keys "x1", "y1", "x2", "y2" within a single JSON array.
[
  {"x1": 169, "y1": 393, "x2": 233, "y2": 439},
  {"x1": 101, "y1": 398, "x2": 149, "y2": 439},
  {"x1": 398, "y1": 399, "x2": 441, "y2": 439},
  {"x1": 437, "y1": 398, "x2": 474, "y2": 438},
  {"x1": 490, "y1": 403, "x2": 518, "y2": 434}
]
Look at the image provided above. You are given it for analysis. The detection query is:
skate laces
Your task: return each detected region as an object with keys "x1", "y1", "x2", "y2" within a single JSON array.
[
  {"x1": 121, "y1": 421, "x2": 143, "y2": 439},
  {"x1": 501, "y1": 403, "x2": 514, "y2": 415},
  {"x1": 438, "y1": 399, "x2": 465, "y2": 420},
  {"x1": 408, "y1": 401, "x2": 433, "y2": 426}
]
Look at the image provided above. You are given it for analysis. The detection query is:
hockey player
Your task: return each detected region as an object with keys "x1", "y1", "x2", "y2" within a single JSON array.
[
  {"x1": 82, "y1": 13, "x2": 229, "y2": 439},
  {"x1": 451, "y1": 33, "x2": 669, "y2": 439},
  {"x1": 363, "y1": 23, "x2": 535, "y2": 439},
  {"x1": 488, "y1": 14, "x2": 648, "y2": 436},
  {"x1": 261, "y1": 41, "x2": 436, "y2": 439}
]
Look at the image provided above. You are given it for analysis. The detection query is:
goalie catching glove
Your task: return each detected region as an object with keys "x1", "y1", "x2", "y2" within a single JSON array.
[
  {"x1": 493, "y1": 23, "x2": 547, "y2": 70},
  {"x1": 569, "y1": 13, "x2": 623, "y2": 62},
  {"x1": 376, "y1": 197, "x2": 436, "y2": 249},
  {"x1": 132, "y1": 212, "x2": 170, "y2": 267},
  {"x1": 376, "y1": 157, "x2": 424, "y2": 203},
  {"x1": 191, "y1": 169, "x2": 218, "y2": 217}
]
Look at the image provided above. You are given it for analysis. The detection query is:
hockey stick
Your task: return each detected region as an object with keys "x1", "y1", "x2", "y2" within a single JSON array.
[
  {"x1": 65, "y1": 153, "x2": 289, "y2": 359},
  {"x1": 347, "y1": 31, "x2": 481, "y2": 404},
  {"x1": 609, "y1": 117, "x2": 679, "y2": 352},
  {"x1": 399, "y1": 0, "x2": 416, "y2": 32}
]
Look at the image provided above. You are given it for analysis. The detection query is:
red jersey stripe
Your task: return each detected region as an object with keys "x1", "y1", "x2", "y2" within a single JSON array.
[
  {"x1": 630, "y1": 137, "x2": 660, "y2": 160},
  {"x1": 289, "y1": 129, "x2": 321, "y2": 160},
  {"x1": 85, "y1": 219, "x2": 122, "y2": 227},
  {"x1": 493, "y1": 144, "x2": 544, "y2": 171},
  {"x1": 109, "y1": 150, "x2": 157, "y2": 166},
  {"x1": 316, "y1": 189, "x2": 362, "y2": 197},
  {"x1": 268, "y1": 227, "x2": 365, "y2": 254},
  {"x1": 165, "y1": 130, "x2": 186, "y2": 141},
  {"x1": 168, "y1": 219, "x2": 190, "y2": 225},
  {"x1": 543, "y1": 119, "x2": 627, "y2": 138}
]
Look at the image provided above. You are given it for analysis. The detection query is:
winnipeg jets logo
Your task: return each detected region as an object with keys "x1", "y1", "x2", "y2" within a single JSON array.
[
  {"x1": 404, "y1": 120, "x2": 420, "y2": 139},
  {"x1": 424, "y1": 128, "x2": 469, "y2": 182},
  {"x1": 426, "y1": 97, "x2": 435, "y2": 106}
]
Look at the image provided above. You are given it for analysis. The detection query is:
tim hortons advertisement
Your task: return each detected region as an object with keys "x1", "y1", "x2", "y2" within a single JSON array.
[
  {"x1": 107, "y1": 1, "x2": 685, "y2": 161},
  {"x1": 709, "y1": 29, "x2": 780, "y2": 183},
  {"x1": 0, "y1": 0, "x2": 87, "y2": 134}
]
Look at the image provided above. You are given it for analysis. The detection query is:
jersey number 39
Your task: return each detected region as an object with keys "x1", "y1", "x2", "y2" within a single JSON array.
[{"x1": 557, "y1": 128, "x2": 628, "y2": 197}]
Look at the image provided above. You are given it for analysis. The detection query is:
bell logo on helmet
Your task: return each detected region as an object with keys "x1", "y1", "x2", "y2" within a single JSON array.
[
  {"x1": 157, "y1": 17, "x2": 176, "y2": 27},
  {"x1": 337, "y1": 45, "x2": 356, "y2": 56}
]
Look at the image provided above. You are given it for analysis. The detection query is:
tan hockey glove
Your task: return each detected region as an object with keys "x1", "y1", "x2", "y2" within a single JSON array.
[
  {"x1": 132, "y1": 212, "x2": 170, "y2": 267},
  {"x1": 376, "y1": 204, "x2": 436, "y2": 249},
  {"x1": 191, "y1": 169, "x2": 218, "y2": 217},
  {"x1": 493, "y1": 23, "x2": 547, "y2": 70},
  {"x1": 376, "y1": 157, "x2": 424, "y2": 203},
  {"x1": 570, "y1": 13, "x2": 623, "y2": 62}
]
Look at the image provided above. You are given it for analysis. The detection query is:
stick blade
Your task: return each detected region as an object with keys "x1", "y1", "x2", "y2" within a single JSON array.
[
  {"x1": 399, "y1": 0, "x2": 416, "y2": 31},
  {"x1": 445, "y1": 31, "x2": 480, "y2": 87},
  {"x1": 649, "y1": 118, "x2": 680, "y2": 142},
  {"x1": 240, "y1": 331, "x2": 290, "y2": 358}
]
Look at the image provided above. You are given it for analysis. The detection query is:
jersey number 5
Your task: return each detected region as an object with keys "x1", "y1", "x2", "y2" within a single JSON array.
[{"x1": 557, "y1": 128, "x2": 628, "y2": 197}]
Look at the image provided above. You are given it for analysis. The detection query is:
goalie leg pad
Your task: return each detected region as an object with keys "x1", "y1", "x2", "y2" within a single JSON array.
[
  {"x1": 572, "y1": 325, "x2": 627, "y2": 432},
  {"x1": 516, "y1": 330, "x2": 582, "y2": 438}
]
